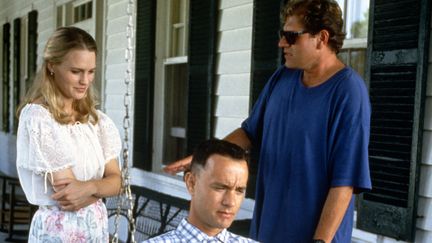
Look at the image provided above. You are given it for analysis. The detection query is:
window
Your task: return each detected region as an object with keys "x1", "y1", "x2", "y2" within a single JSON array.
[
  {"x1": 134, "y1": 0, "x2": 217, "y2": 172},
  {"x1": 74, "y1": 1, "x2": 92, "y2": 23},
  {"x1": 336, "y1": 0, "x2": 370, "y2": 78},
  {"x1": 56, "y1": 0, "x2": 95, "y2": 35},
  {"x1": 153, "y1": 0, "x2": 190, "y2": 168}
]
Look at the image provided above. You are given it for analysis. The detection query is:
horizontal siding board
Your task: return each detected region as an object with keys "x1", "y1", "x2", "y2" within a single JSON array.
[
  {"x1": 214, "y1": 96, "x2": 249, "y2": 117},
  {"x1": 106, "y1": 48, "x2": 126, "y2": 65},
  {"x1": 106, "y1": 32, "x2": 128, "y2": 50},
  {"x1": 424, "y1": 97, "x2": 432, "y2": 130},
  {"x1": 104, "y1": 94, "x2": 124, "y2": 110},
  {"x1": 419, "y1": 165, "x2": 432, "y2": 197},
  {"x1": 106, "y1": 16, "x2": 128, "y2": 35},
  {"x1": 417, "y1": 197, "x2": 432, "y2": 231},
  {"x1": 215, "y1": 74, "x2": 250, "y2": 96},
  {"x1": 107, "y1": 1, "x2": 128, "y2": 20},
  {"x1": 218, "y1": 27, "x2": 252, "y2": 52},
  {"x1": 422, "y1": 131, "x2": 432, "y2": 165},
  {"x1": 105, "y1": 79, "x2": 128, "y2": 95},
  {"x1": 105, "y1": 63, "x2": 127, "y2": 79},
  {"x1": 213, "y1": 117, "x2": 245, "y2": 138},
  {"x1": 220, "y1": 0, "x2": 252, "y2": 9},
  {"x1": 216, "y1": 51, "x2": 251, "y2": 74},
  {"x1": 219, "y1": 4, "x2": 253, "y2": 31}
]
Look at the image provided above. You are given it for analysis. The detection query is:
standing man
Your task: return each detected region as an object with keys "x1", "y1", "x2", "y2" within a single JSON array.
[
  {"x1": 165, "y1": 0, "x2": 371, "y2": 242},
  {"x1": 146, "y1": 139, "x2": 258, "y2": 243}
]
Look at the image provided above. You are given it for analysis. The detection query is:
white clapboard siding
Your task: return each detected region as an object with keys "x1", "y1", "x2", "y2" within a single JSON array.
[
  {"x1": 106, "y1": 48, "x2": 126, "y2": 65},
  {"x1": 414, "y1": 17, "x2": 432, "y2": 243},
  {"x1": 424, "y1": 98, "x2": 432, "y2": 130},
  {"x1": 423, "y1": 131, "x2": 432, "y2": 164},
  {"x1": 218, "y1": 28, "x2": 253, "y2": 53},
  {"x1": 219, "y1": 3, "x2": 253, "y2": 31},
  {"x1": 103, "y1": 0, "x2": 135, "y2": 183},
  {"x1": 216, "y1": 51, "x2": 252, "y2": 74},
  {"x1": 105, "y1": 78, "x2": 127, "y2": 95},
  {"x1": 107, "y1": 0, "x2": 128, "y2": 20},
  {"x1": 107, "y1": 32, "x2": 128, "y2": 50},
  {"x1": 215, "y1": 96, "x2": 249, "y2": 118},
  {"x1": 220, "y1": 0, "x2": 253, "y2": 9},
  {"x1": 214, "y1": 1, "x2": 253, "y2": 139},
  {"x1": 214, "y1": 117, "x2": 246, "y2": 139},
  {"x1": 216, "y1": 74, "x2": 250, "y2": 96}
]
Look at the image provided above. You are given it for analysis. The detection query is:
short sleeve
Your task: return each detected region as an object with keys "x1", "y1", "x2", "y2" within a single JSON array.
[
  {"x1": 328, "y1": 70, "x2": 372, "y2": 193},
  {"x1": 16, "y1": 105, "x2": 75, "y2": 175},
  {"x1": 241, "y1": 66, "x2": 286, "y2": 146},
  {"x1": 97, "y1": 111, "x2": 122, "y2": 163}
]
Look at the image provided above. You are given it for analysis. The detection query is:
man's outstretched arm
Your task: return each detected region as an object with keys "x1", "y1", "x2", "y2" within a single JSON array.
[{"x1": 163, "y1": 128, "x2": 252, "y2": 174}]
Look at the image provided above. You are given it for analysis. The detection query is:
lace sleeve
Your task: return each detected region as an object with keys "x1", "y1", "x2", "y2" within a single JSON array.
[
  {"x1": 16, "y1": 105, "x2": 74, "y2": 175},
  {"x1": 97, "y1": 111, "x2": 122, "y2": 164}
]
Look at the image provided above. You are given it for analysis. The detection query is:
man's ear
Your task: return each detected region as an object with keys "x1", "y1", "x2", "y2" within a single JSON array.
[
  {"x1": 184, "y1": 171, "x2": 196, "y2": 195},
  {"x1": 317, "y1": 29, "x2": 330, "y2": 49}
]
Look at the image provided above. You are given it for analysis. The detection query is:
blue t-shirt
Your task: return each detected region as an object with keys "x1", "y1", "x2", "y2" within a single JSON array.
[{"x1": 242, "y1": 66, "x2": 372, "y2": 243}]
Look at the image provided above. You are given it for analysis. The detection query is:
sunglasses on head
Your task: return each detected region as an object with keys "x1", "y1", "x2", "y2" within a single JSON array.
[{"x1": 279, "y1": 30, "x2": 309, "y2": 45}]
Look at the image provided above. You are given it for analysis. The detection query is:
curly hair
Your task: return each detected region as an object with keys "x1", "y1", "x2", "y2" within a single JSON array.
[
  {"x1": 17, "y1": 26, "x2": 99, "y2": 125},
  {"x1": 281, "y1": 0, "x2": 346, "y2": 53}
]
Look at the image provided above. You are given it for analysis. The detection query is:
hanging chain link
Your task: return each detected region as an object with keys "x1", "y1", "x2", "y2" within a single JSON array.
[{"x1": 112, "y1": 0, "x2": 136, "y2": 242}]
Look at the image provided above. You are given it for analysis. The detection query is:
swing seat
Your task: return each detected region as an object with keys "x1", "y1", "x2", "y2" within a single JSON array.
[{"x1": 106, "y1": 185, "x2": 189, "y2": 242}]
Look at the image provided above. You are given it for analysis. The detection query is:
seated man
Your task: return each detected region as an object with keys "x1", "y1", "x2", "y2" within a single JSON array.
[{"x1": 143, "y1": 139, "x2": 258, "y2": 242}]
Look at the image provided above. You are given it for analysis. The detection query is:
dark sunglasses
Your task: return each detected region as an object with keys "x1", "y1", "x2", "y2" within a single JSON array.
[{"x1": 279, "y1": 30, "x2": 309, "y2": 45}]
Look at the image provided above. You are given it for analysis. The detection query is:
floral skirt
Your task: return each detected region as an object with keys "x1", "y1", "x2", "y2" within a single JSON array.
[{"x1": 28, "y1": 200, "x2": 108, "y2": 243}]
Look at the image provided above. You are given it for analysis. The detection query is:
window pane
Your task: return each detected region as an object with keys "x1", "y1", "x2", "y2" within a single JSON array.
[
  {"x1": 345, "y1": 0, "x2": 369, "y2": 39},
  {"x1": 163, "y1": 63, "x2": 188, "y2": 164},
  {"x1": 169, "y1": 0, "x2": 188, "y2": 57}
]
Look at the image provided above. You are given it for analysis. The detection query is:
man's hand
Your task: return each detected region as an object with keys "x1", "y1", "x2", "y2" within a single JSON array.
[
  {"x1": 51, "y1": 178, "x2": 98, "y2": 211},
  {"x1": 163, "y1": 155, "x2": 193, "y2": 174},
  {"x1": 163, "y1": 128, "x2": 251, "y2": 175}
]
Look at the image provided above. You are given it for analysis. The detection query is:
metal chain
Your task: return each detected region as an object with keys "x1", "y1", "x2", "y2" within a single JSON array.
[{"x1": 112, "y1": 0, "x2": 136, "y2": 242}]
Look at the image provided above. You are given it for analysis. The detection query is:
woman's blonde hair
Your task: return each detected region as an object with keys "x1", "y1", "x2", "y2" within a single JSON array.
[{"x1": 17, "y1": 26, "x2": 99, "y2": 125}]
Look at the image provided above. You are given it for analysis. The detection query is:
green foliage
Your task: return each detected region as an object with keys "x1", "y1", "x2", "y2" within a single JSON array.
[{"x1": 351, "y1": 10, "x2": 369, "y2": 38}]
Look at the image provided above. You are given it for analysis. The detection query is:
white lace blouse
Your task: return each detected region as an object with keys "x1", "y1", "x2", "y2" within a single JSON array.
[{"x1": 16, "y1": 104, "x2": 121, "y2": 206}]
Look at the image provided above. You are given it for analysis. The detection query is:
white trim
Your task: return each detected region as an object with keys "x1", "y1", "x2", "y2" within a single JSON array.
[
  {"x1": 342, "y1": 38, "x2": 367, "y2": 49},
  {"x1": 163, "y1": 56, "x2": 188, "y2": 65}
]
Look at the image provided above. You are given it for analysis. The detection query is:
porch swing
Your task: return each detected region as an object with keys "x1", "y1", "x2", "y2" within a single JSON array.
[{"x1": 109, "y1": 1, "x2": 189, "y2": 242}]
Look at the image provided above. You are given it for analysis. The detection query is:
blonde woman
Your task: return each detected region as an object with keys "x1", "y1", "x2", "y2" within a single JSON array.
[{"x1": 16, "y1": 26, "x2": 121, "y2": 242}]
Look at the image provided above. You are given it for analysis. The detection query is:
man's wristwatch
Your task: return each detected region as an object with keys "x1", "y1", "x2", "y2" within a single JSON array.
[{"x1": 312, "y1": 240, "x2": 326, "y2": 243}]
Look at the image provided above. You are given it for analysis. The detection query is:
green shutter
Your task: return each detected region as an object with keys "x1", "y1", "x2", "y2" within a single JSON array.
[
  {"x1": 13, "y1": 18, "x2": 21, "y2": 132},
  {"x1": 186, "y1": 0, "x2": 218, "y2": 153},
  {"x1": 27, "y1": 10, "x2": 38, "y2": 91},
  {"x1": 357, "y1": 0, "x2": 431, "y2": 241},
  {"x1": 2, "y1": 23, "x2": 10, "y2": 133},
  {"x1": 247, "y1": 0, "x2": 284, "y2": 198},
  {"x1": 250, "y1": 0, "x2": 284, "y2": 105},
  {"x1": 133, "y1": 0, "x2": 156, "y2": 171}
]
